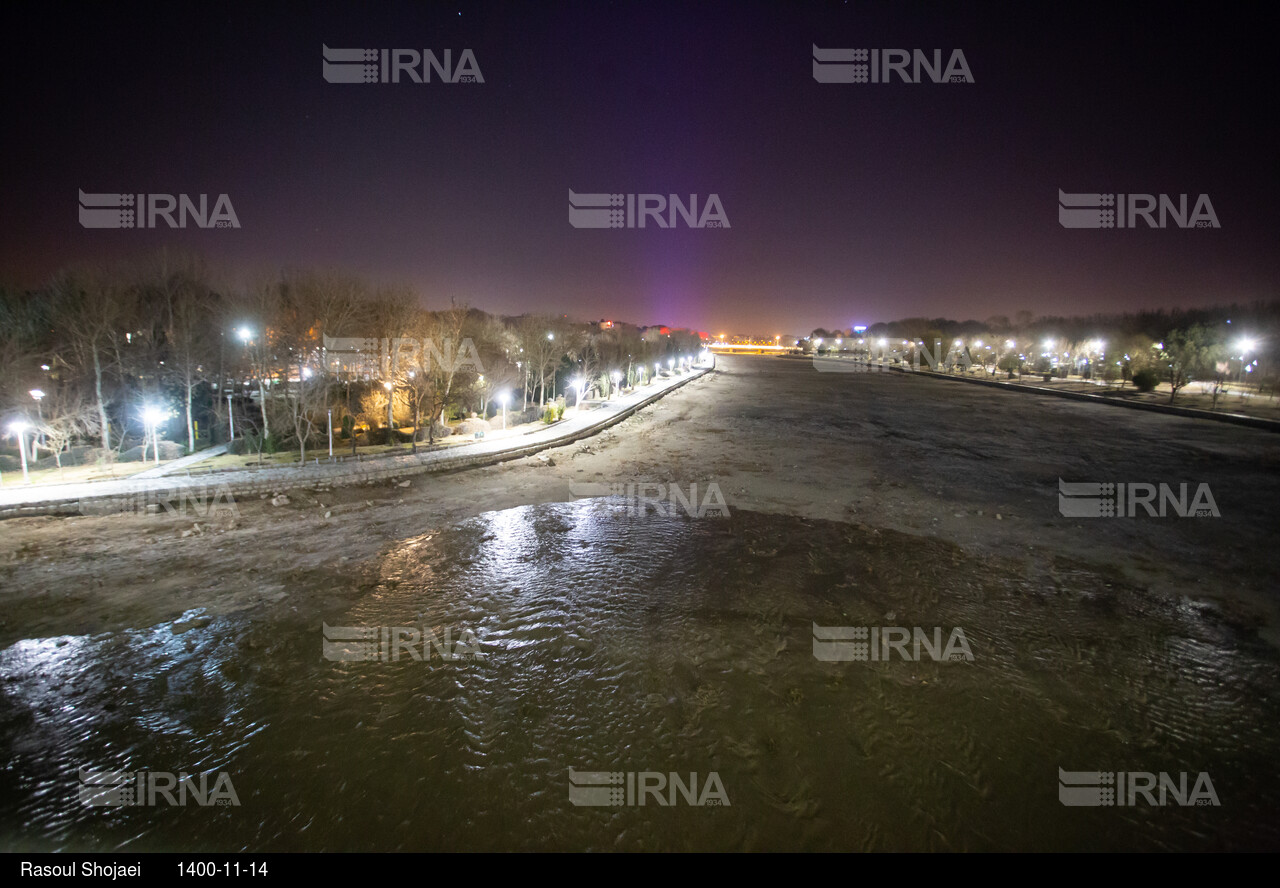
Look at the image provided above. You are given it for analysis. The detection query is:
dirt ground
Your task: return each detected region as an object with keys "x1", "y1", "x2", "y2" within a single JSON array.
[{"x1": 2, "y1": 353, "x2": 1278, "y2": 651}]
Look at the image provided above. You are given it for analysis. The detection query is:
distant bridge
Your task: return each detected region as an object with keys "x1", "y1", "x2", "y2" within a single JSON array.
[{"x1": 707, "y1": 344, "x2": 795, "y2": 354}]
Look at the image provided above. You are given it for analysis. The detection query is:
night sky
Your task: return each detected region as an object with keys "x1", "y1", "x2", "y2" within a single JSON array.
[{"x1": 2, "y1": 1, "x2": 1276, "y2": 334}]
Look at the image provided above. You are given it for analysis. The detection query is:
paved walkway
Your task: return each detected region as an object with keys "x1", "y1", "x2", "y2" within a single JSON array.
[
  {"x1": 811, "y1": 355, "x2": 1280, "y2": 432},
  {"x1": 0, "y1": 366, "x2": 711, "y2": 516},
  {"x1": 130, "y1": 442, "x2": 230, "y2": 479}
]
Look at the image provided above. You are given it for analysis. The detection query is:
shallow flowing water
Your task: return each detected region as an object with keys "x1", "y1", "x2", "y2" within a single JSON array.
[{"x1": 2, "y1": 501, "x2": 1278, "y2": 850}]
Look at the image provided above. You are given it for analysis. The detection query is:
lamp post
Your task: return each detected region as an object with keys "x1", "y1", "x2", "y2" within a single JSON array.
[
  {"x1": 499, "y1": 390, "x2": 510, "y2": 430},
  {"x1": 29, "y1": 390, "x2": 44, "y2": 459},
  {"x1": 227, "y1": 392, "x2": 235, "y2": 441},
  {"x1": 572, "y1": 377, "x2": 584, "y2": 413},
  {"x1": 328, "y1": 408, "x2": 333, "y2": 458},
  {"x1": 238, "y1": 326, "x2": 269, "y2": 439},
  {"x1": 9, "y1": 421, "x2": 30, "y2": 483},
  {"x1": 1237, "y1": 338, "x2": 1258, "y2": 383},
  {"x1": 611, "y1": 370, "x2": 621, "y2": 398},
  {"x1": 142, "y1": 407, "x2": 165, "y2": 465}
]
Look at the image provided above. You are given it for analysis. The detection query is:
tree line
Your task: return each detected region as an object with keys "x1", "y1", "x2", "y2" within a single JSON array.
[
  {"x1": 806, "y1": 302, "x2": 1278, "y2": 404},
  {"x1": 0, "y1": 253, "x2": 703, "y2": 465}
]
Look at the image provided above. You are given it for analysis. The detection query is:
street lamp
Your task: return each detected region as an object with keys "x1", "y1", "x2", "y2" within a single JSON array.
[
  {"x1": 237, "y1": 326, "x2": 252, "y2": 343},
  {"x1": 572, "y1": 377, "x2": 585, "y2": 411},
  {"x1": 227, "y1": 392, "x2": 235, "y2": 440},
  {"x1": 29, "y1": 390, "x2": 44, "y2": 459},
  {"x1": 1235, "y1": 338, "x2": 1259, "y2": 382},
  {"x1": 8, "y1": 420, "x2": 30, "y2": 483},
  {"x1": 141, "y1": 406, "x2": 165, "y2": 465},
  {"x1": 611, "y1": 370, "x2": 622, "y2": 397},
  {"x1": 498, "y1": 390, "x2": 510, "y2": 430}
]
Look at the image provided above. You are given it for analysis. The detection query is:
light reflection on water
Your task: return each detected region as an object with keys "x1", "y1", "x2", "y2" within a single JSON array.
[{"x1": 1, "y1": 500, "x2": 1278, "y2": 850}]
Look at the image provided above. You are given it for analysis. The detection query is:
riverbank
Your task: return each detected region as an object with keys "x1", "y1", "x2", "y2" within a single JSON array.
[{"x1": 2, "y1": 354, "x2": 1277, "y2": 652}]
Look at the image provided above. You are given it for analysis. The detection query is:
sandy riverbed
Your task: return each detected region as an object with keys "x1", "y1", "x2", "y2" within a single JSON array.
[{"x1": 2, "y1": 354, "x2": 1277, "y2": 651}]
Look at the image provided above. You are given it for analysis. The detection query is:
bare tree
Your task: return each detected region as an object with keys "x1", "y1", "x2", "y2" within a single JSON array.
[
  {"x1": 403, "y1": 305, "x2": 479, "y2": 447},
  {"x1": 34, "y1": 388, "x2": 102, "y2": 470},
  {"x1": 516, "y1": 315, "x2": 570, "y2": 406},
  {"x1": 470, "y1": 312, "x2": 520, "y2": 416},
  {"x1": 49, "y1": 267, "x2": 135, "y2": 450},
  {"x1": 273, "y1": 271, "x2": 363, "y2": 464},
  {"x1": 0, "y1": 286, "x2": 50, "y2": 411},
  {"x1": 140, "y1": 252, "x2": 219, "y2": 452}
]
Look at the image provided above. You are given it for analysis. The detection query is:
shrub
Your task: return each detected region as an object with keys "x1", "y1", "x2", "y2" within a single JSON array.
[{"x1": 1132, "y1": 369, "x2": 1160, "y2": 393}]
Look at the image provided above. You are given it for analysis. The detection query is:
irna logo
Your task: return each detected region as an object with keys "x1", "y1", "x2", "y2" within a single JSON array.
[
  {"x1": 322, "y1": 623, "x2": 485, "y2": 662},
  {"x1": 1058, "y1": 190, "x2": 1219, "y2": 229},
  {"x1": 78, "y1": 191, "x2": 240, "y2": 229},
  {"x1": 568, "y1": 769, "x2": 729, "y2": 807},
  {"x1": 812, "y1": 624, "x2": 974, "y2": 662},
  {"x1": 1058, "y1": 768, "x2": 1219, "y2": 807},
  {"x1": 1058, "y1": 479, "x2": 1220, "y2": 518},
  {"x1": 812, "y1": 46, "x2": 973, "y2": 83},
  {"x1": 79, "y1": 768, "x2": 239, "y2": 807},
  {"x1": 569, "y1": 191, "x2": 730, "y2": 229},
  {"x1": 568, "y1": 481, "x2": 730, "y2": 518},
  {"x1": 322, "y1": 46, "x2": 483, "y2": 83}
]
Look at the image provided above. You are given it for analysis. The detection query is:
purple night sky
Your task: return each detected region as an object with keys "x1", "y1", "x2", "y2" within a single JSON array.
[{"x1": 2, "y1": 1, "x2": 1276, "y2": 334}]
